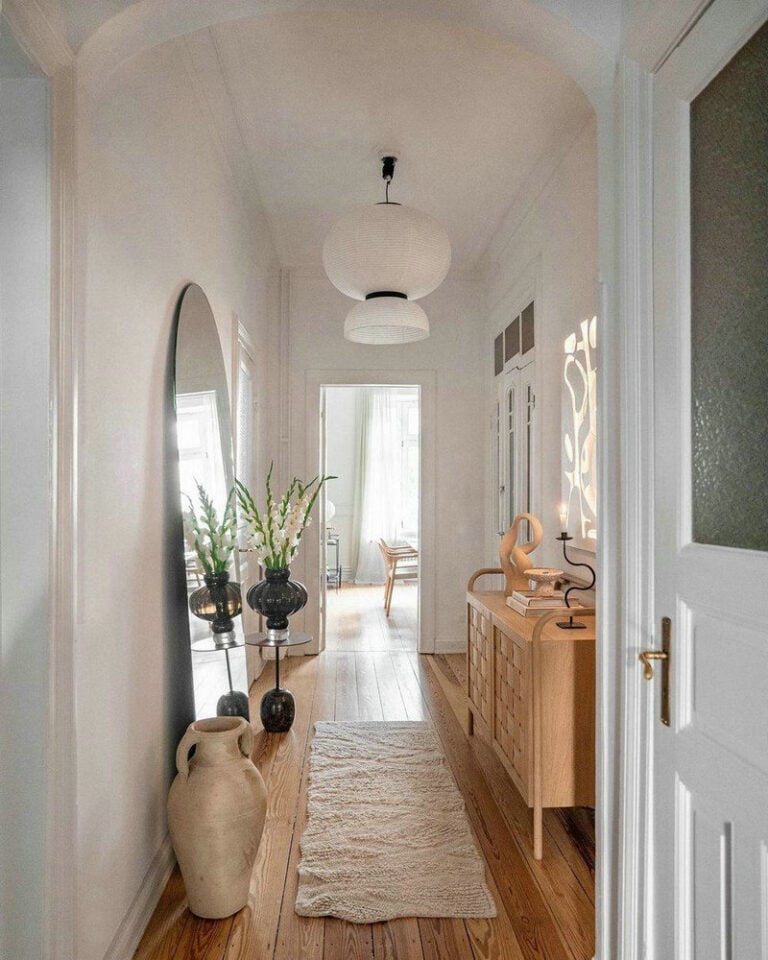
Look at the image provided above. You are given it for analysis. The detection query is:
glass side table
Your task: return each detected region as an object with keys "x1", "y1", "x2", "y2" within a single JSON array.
[
  {"x1": 191, "y1": 635, "x2": 249, "y2": 721},
  {"x1": 244, "y1": 631, "x2": 312, "y2": 732}
]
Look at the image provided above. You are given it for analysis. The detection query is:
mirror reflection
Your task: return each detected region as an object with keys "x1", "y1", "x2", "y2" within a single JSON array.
[{"x1": 174, "y1": 283, "x2": 248, "y2": 719}]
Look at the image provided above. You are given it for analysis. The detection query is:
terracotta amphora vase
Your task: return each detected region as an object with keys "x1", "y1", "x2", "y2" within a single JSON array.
[{"x1": 168, "y1": 716, "x2": 267, "y2": 918}]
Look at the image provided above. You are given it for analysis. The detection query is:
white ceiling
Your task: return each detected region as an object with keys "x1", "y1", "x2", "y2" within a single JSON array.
[{"x1": 181, "y1": 10, "x2": 593, "y2": 273}]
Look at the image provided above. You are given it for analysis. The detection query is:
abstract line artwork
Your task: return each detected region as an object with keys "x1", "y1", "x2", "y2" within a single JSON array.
[{"x1": 563, "y1": 316, "x2": 597, "y2": 550}]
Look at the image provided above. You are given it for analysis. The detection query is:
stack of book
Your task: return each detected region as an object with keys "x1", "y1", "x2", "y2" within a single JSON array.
[{"x1": 505, "y1": 589, "x2": 582, "y2": 617}]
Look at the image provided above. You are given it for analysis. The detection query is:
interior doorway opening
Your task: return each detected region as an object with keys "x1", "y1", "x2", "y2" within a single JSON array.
[{"x1": 320, "y1": 384, "x2": 421, "y2": 652}]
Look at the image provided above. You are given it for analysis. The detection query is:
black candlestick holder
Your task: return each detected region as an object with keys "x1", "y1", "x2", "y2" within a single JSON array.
[{"x1": 555, "y1": 533, "x2": 595, "y2": 629}]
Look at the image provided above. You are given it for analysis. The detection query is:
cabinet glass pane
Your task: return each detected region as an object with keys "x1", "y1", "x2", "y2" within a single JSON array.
[
  {"x1": 507, "y1": 388, "x2": 515, "y2": 524},
  {"x1": 691, "y1": 20, "x2": 768, "y2": 551},
  {"x1": 496, "y1": 401, "x2": 503, "y2": 534},
  {"x1": 494, "y1": 333, "x2": 504, "y2": 376},
  {"x1": 505, "y1": 317, "x2": 520, "y2": 362},
  {"x1": 521, "y1": 301, "x2": 535, "y2": 354}
]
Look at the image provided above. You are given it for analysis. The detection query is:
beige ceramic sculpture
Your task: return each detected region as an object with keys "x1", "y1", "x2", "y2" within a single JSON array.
[
  {"x1": 168, "y1": 716, "x2": 267, "y2": 918},
  {"x1": 499, "y1": 512, "x2": 544, "y2": 595}
]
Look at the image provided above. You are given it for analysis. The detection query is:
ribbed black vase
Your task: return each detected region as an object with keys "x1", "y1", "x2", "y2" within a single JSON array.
[
  {"x1": 246, "y1": 567, "x2": 307, "y2": 635},
  {"x1": 189, "y1": 571, "x2": 242, "y2": 635}
]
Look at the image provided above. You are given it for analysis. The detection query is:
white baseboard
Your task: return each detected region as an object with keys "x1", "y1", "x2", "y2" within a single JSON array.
[
  {"x1": 434, "y1": 639, "x2": 466, "y2": 654},
  {"x1": 103, "y1": 834, "x2": 175, "y2": 960}
]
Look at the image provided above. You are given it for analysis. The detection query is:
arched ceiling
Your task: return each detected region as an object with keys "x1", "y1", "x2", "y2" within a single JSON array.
[
  {"x1": 170, "y1": 11, "x2": 594, "y2": 271},
  {"x1": 75, "y1": 1, "x2": 600, "y2": 274}
]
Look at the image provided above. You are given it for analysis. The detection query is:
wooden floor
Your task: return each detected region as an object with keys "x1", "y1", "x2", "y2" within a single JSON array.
[
  {"x1": 325, "y1": 582, "x2": 418, "y2": 651},
  {"x1": 135, "y1": 651, "x2": 594, "y2": 960}
]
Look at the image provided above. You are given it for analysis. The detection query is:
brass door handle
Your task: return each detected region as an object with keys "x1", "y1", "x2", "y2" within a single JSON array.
[
  {"x1": 639, "y1": 650, "x2": 669, "y2": 680},
  {"x1": 640, "y1": 617, "x2": 672, "y2": 726}
]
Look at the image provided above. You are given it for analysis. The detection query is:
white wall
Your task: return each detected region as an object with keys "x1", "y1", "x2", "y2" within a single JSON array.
[
  {"x1": 480, "y1": 117, "x2": 598, "y2": 575},
  {"x1": 285, "y1": 271, "x2": 486, "y2": 651},
  {"x1": 0, "y1": 70, "x2": 50, "y2": 960},
  {"x1": 75, "y1": 41, "x2": 278, "y2": 960}
]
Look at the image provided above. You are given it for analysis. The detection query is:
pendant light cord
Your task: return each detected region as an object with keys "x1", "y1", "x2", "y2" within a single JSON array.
[{"x1": 381, "y1": 155, "x2": 396, "y2": 204}]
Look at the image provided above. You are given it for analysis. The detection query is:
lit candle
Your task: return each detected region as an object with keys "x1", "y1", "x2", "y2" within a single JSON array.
[{"x1": 558, "y1": 503, "x2": 568, "y2": 535}]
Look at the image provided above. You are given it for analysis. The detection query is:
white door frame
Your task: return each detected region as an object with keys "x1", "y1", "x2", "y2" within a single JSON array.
[
  {"x1": 304, "y1": 369, "x2": 436, "y2": 655},
  {"x1": 612, "y1": 57, "x2": 657, "y2": 960}
]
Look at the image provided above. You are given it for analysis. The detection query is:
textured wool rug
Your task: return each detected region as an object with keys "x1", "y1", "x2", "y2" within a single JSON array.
[{"x1": 295, "y1": 721, "x2": 496, "y2": 923}]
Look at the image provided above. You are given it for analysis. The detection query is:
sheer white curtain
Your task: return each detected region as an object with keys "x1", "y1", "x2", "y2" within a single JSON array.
[{"x1": 354, "y1": 387, "x2": 403, "y2": 583}]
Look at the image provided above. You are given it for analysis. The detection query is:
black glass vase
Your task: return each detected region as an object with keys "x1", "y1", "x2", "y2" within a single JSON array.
[
  {"x1": 189, "y1": 571, "x2": 242, "y2": 635},
  {"x1": 246, "y1": 567, "x2": 307, "y2": 637}
]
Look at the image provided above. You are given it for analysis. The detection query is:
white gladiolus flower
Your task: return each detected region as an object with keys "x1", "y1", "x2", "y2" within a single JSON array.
[{"x1": 235, "y1": 467, "x2": 335, "y2": 569}]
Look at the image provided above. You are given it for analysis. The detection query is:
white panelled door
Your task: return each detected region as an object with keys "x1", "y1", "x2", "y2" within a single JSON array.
[{"x1": 650, "y1": 3, "x2": 768, "y2": 957}]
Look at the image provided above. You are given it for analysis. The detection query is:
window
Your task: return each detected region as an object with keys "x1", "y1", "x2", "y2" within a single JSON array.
[{"x1": 177, "y1": 390, "x2": 226, "y2": 508}]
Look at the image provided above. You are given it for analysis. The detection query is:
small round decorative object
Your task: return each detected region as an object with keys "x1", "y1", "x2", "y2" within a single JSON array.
[
  {"x1": 260, "y1": 687, "x2": 296, "y2": 733},
  {"x1": 189, "y1": 571, "x2": 241, "y2": 634},
  {"x1": 526, "y1": 568, "x2": 564, "y2": 598}
]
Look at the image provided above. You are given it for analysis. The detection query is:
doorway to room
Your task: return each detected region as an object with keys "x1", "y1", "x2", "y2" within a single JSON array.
[{"x1": 320, "y1": 385, "x2": 420, "y2": 652}]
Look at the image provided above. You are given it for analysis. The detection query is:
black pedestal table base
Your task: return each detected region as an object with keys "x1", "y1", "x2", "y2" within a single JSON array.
[
  {"x1": 245, "y1": 630, "x2": 312, "y2": 734},
  {"x1": 260, "y1": 688, "x2": 296, "y2": 733}
]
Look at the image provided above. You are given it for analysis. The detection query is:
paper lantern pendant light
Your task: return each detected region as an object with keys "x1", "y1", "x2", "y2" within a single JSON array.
[{"x1": 323, "y1": 156, "x2": 451, "y2": 343}]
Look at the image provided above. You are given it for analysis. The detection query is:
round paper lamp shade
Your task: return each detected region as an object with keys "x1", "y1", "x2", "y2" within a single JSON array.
[
  {"x1": 344, "y1": 297, "x2": 429, "y2": 344},
  {"x1": 323, "y1": 203, "x2": 451, "y2": 301}
]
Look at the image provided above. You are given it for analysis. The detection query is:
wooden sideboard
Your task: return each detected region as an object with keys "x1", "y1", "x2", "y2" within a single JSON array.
[{"x1": 466, "y1": 583, "x2": 595, "y2": 859}]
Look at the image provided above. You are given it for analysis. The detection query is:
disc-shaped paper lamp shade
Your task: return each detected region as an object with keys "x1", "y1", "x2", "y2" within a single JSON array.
[
  {"x1": 323, "y1": 203, "x2": 451, "y2": 301},
  {"x1": 344, "y1": 297, "x2": 429, "y2": 344}
]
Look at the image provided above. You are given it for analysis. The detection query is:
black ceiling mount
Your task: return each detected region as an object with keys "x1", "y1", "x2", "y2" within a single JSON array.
[{"x1": 381, "y1": 155, "x2": 397, "y2": 182}]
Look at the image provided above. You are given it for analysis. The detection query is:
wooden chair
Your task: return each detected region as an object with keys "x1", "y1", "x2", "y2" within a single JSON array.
[{"x1": 378, "y1": 539, "x2": 419, "y2": 616}]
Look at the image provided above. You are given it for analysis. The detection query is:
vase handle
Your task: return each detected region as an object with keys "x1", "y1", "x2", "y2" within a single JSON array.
[
  {"x1": 175, "y1": 725, "x2": 201, "y2": 779},
  {"x1": 238, "y1": 723, "x2": 254, "y2": 759}
]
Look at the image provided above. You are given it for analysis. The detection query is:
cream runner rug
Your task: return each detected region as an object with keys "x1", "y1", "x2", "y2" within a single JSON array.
[{"x1": 295, "y1": 721, "x2": 496, "y2": 922}]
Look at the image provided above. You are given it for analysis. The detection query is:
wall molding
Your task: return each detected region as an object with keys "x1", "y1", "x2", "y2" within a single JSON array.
[
  {"x1": 592, "y1": 85, "x2": 621, "y2": 960},
  {"x1": 2, "y1": 0, "x2": 73, "y2": 74},
  {"x1": 625, "y1": 0, "x2": 716, "y2": 73},
  {"x1": 44, "y1": 64, "x2": 79, "y2": 960},
  {"x1": 615, "y1": 56, "x2": 655, "y2": 960},
  {"x1": 278, "y1": 269, "x2": 292, "y2": 488},
  {"x1": 102, "y1": 836, "x2": 176, "y2": 960}
]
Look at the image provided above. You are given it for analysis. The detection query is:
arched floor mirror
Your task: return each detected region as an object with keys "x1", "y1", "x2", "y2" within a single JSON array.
[{"x1": 174, "y1": 283, "x2": 248, "y2": 719}]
